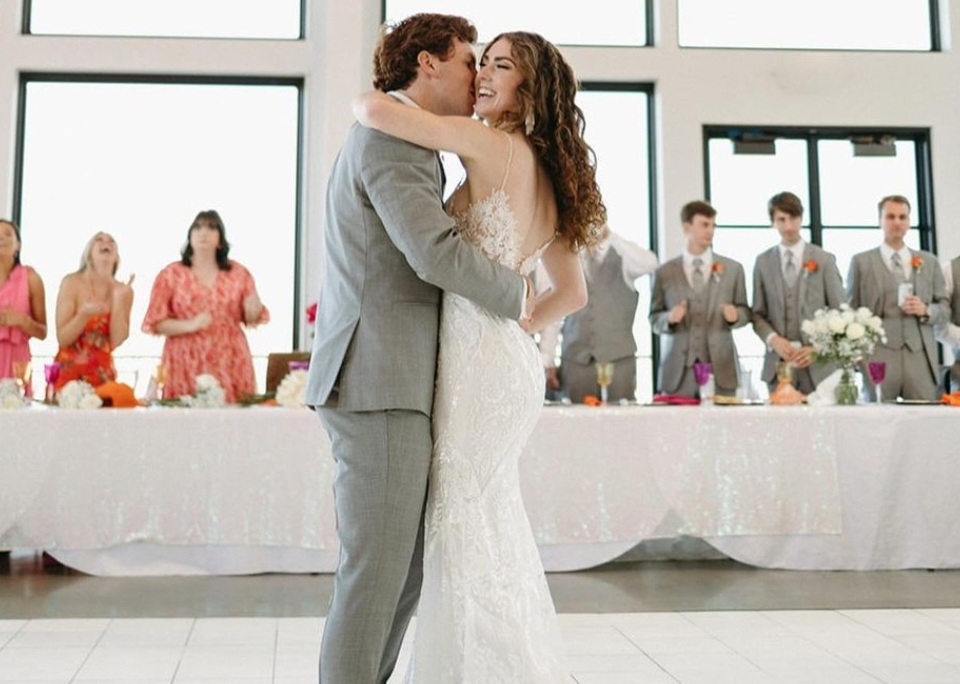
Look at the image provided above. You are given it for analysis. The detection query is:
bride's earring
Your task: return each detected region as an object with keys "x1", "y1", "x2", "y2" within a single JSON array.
[{"x1": 524, "y1": 112, "x2": 535, "y2": 135}]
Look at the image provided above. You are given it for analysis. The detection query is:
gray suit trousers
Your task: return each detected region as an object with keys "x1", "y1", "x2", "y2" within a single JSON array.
[{"x1": 316, "y1": 408, "x2": 431, "y2": 684}]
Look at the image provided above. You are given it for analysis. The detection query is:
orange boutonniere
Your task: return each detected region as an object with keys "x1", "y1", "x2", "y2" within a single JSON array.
[
  {"x1": 911, "y1": 255, "x2": 923, "y2": 271},
  {"x1": 710, "y1": 261, "x2": 724, "y2": 282},
  {"x1": 803, "y1": 260, "x2": 818, "y2": 274}
]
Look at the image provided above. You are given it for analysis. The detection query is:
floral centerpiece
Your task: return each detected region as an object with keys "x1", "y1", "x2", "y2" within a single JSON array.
[
  {"x1": 0, "y1": 378, "x2": 28, "y2": 409},
  {"x1": 801, "y1": 304, "x2": 886, "y2": 405},
  {"x1": 275, "y1": 368, "x2": 308, "y2": 408},
  {"x1": 57, "y1": 379, "x2": 103, "y2": 409},
  {"x1": 180, "y1": 374, "x2": 227, "y2": 408}
]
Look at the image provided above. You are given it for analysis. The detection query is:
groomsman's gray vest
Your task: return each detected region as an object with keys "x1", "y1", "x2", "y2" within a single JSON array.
[
  {"x1": 684, "y1": 280, "x2": 711, "y2": 366},
  {"x1": 561, "y1": 250, "x2": 639, "y2": 364},
  {"x1": 881, "y1": 268, "x2": 922, "y2": 351},
  {"x1": 783, "y1": 272, "x2": 802, "y2": 343}
]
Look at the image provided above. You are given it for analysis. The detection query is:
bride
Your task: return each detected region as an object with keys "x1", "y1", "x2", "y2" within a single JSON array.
[{"x1": 354, "y1": 30, "x2": 606, "y2": 682}]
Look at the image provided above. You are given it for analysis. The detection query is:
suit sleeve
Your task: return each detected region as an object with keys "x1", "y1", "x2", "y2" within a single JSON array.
[
  {"x1": 925, "y1": 256, "x2": 950, "y2": 326},
  {"x1": 751, "y1": 258, "x2": 774, "y2": 342},
  {"x1": 362, "y1": 132, "x2": 524, "y2": 320},
  {"x1": 648, "y1": 267, "x2": 675, "y2": 334},
  {"x1": 729, "y1": 263, "x2": 751, "y2": 329}
]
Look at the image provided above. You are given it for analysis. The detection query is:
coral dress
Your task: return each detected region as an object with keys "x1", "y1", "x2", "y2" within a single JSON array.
[
  {"x1": 0, "y1": 264, "x2": 33, "y2": 379},
  {"x1": 53, "y1": 312, "x2": 116, "y2": 389},
  {"x1": 142, "y1": 261, "x2": 268, "y2": 403}
]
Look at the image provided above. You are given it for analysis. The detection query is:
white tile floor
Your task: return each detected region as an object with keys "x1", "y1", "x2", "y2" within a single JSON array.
[{"x1": 2, "y1": 610, "x2": 960, "y2": 683}]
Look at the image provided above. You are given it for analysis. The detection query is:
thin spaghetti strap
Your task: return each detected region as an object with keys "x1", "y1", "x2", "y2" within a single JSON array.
[{"x1": 498, "y1": 131, "x2": 514, "y2": 190}]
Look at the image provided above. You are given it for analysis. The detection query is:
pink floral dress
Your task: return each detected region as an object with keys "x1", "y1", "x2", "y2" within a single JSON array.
[{"x1": 142, "y1": 261, "x2": 269, "y2": 402}]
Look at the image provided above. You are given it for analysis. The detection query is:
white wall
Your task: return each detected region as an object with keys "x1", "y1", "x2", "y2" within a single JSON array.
[{"x1": 2, "y1": 0, "x2": 959, "y2": 345}]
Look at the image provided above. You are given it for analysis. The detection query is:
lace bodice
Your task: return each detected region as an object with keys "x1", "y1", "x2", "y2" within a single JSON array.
[{"x1": 450, "y1": 133, "x2": 553, "y2": 275}]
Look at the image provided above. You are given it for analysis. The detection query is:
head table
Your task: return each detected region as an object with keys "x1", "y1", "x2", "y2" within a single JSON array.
[{"x1": 2, "y1": 403, "x2": 958, "y2": 576}]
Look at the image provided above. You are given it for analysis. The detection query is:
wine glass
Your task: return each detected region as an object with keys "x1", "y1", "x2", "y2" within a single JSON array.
[
  {"x1": 12, "y1": 360, "x2": 32, "y2": 399},
  {"x1": 693, "y1": 361, "x2": 712, "y2": 400},
  {"x1": 867, "y1": 361, "x2": 886, "y2": 404},
  {"x1": 43, "y1": 362, "x2": 61, "y2": 404},
  {"x1": 595, "y1": 362, "x2": 614, "y2": 404},
  {"x1": 152, "y1": 363, "x2": 168, "y2": 400}
]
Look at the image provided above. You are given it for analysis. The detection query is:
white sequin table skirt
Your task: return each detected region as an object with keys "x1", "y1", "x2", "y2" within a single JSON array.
[{"x1": 1, "y1": 404, "x2": 957, "y2": 575}]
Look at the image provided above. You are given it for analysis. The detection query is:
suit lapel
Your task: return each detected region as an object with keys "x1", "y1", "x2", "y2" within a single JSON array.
[
  {"x1": 765, "y1": 247, "x2": 785, "y2": 311},
  {"x1": 869, "y1": 248, "x2": 887, "y2": 305},
  {"x1": 798, "y1": 245, "x2": 811, "y2": 306},
  {"x1": 706, "y1": 256, "x2": 722, "y2": 315}
]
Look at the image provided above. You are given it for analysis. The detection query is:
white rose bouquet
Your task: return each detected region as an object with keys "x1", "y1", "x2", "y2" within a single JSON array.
[
  {"x1": 275, "y1": 368, "x2": 308, "y2": 408},
  {"x1": 181, "y1": 373, "x2": 227, "y2": 408},
  {"x1": 801, "y1": 303, "x2": 887, "y2": 368},
  {"x1": 57, "y1": 379, "x2": 103, "y2": 409},
  {"x1": 0, "y1": 378, "x2": 28, "y2": 409}
]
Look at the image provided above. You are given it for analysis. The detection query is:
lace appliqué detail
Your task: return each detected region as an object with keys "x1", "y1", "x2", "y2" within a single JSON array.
[{"x1": 453, "y1": 189, "x2": 523, "y2": 271}]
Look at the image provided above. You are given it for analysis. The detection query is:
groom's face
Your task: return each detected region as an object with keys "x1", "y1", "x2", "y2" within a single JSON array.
[{"x1": 432, "y1": 39, "x2": 477, "y2": 117}]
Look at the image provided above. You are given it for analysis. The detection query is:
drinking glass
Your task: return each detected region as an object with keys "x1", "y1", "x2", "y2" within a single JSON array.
[
  {"x1": 693, "y1": 361, "x2": 712, "y2": 399},
  {"x1": 43, "y1": 362, "x2": 61, "y2": 404},
  {"x1": 867, "y1": 361, "x2": 886, "y2": 404},
  {"x1": 595, "y1": 362, "x2": 614, "y2": 404},
  {"x1": 12, "y1": 360, "x2": 32, "y2": 398},
  {"x1": 152, "y1": 363, "x2": 168, "y2": 400}
]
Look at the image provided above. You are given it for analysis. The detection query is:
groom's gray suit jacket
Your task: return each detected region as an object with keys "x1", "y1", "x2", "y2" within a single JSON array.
[
  {"x1": 751, "y1": 243, "x2": 845, "y2": 386},
  {"x1": 305, "y1": 123, "x2": 524, "y2": 415}
]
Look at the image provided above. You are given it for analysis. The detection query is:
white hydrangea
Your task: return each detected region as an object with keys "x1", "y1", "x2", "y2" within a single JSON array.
[
  {"x1": 57, "y1": 379, "x2": 103, "y2": 409},
  {"x1": 275, "y1": 369, "x2": 308, "y2": 409},
  {"x1": 0, "y1": 379, "x2": 27, "y2": 409},
  {"x1": 181, "y1": 373, "x2": 227, "y2": 408},
  {"x1": 802, "y1": 303, "x2": 887, "y2": 368}
]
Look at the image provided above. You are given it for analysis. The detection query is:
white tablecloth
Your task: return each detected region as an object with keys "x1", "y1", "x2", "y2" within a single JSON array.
[{"x1": 2, "y1": 404, "x2": 958, "y2": 575}]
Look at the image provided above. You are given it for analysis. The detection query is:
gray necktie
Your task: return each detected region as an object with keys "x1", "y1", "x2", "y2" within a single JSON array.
[
  {"x1": 692, "y1": 257, "x2": 705, "y2": 292},
  {"x1": 890, "y1": 252, "x2": 907, "y2": 283},
  {"x1": 783, "y1": 250, "x2": 797, "y2": 287}
]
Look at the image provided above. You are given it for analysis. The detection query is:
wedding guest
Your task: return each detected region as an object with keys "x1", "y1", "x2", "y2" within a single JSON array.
[
  {"x1": 53, "y1": 232, "x2": 134, "y2": 390},
  {"x1": 538, "y1": 223, "x2": 658, "y2": 402},
  {"x1": 935, "y1": 254, "x2": 960, "y2": 392},
  {"x1": 649, "y1": 201, "x2": 750, "y2": 398},
  {"x1": 142, "y1": 210, "x2": 268, "y2": 403},
  {"x1": 847, "y1": 195, "x2": 949, "y2": 401},
  {"x1": 0, "y1": 219, "x2": 47, "y2": 386},
  {"x1": 751, "y1": 191, "x2": 845, "y2": 394}
]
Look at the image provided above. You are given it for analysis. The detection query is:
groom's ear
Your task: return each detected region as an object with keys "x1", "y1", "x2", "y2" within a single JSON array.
[{"x1": 417, "y1": 50, "x2": 440, "y2": 78}]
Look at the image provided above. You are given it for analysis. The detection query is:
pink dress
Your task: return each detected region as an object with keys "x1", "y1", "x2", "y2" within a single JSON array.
[
  {"x1": 142, "y1": 261, "x2": 269, "y2": 403},
  {"x1": 0, "y1": 264, "x2": 33, "y2": 379}
]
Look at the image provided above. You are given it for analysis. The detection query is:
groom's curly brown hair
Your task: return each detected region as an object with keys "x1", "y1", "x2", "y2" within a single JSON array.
[{"x1": 373, "y1": 13, "x2": 477, "y2": 93}]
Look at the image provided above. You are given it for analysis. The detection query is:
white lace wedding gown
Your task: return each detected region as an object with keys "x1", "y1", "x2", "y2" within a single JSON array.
[{"x1": 405, "y1": 145, "x2": 570, "y2": 683}]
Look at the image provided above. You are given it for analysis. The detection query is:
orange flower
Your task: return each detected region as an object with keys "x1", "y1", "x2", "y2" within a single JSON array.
[
  {"x1": 911, "y1": 255, "x2": 923, "y2": 271},
  {"x1": 94, "y1": 381, "x2": 140, "y2": 408},
  {"x1": 803, "y1": 260, "x2": 818, "y2": 273},
  {"x1": 711, "y1": 262, "x2": 724, "y2": 274},
  {"x1": 583, "y1": 394, "x2": 602, "y2": 406}
]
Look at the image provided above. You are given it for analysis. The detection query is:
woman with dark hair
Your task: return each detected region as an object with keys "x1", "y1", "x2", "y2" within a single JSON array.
[
  {"x1": 0, "y1": 219, "x2": 47, "y2": 386},
  {"x1": 142, "y1": 210, "x2": 268, "y2": 402},
  {"x1": 354, "y1": 29, "x2": 605, "y2": 682},
  {"x1": 53, "y1": 232, "x2": 134, "y2": 390}
]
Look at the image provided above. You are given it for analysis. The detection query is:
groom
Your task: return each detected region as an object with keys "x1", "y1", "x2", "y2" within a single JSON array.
[{"x1": 305, "y1": 13, "x2": 531, "y2": 684}]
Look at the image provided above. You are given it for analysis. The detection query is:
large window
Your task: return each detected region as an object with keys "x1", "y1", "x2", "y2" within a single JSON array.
[
  {"x1": 704, "y1": 126, "x2": 934, "y2": 397},
  {"x1": 384, "y1": 0, "x2": 651, "y2": 46},
  {"x1": 579, "y1": 84, "x2": 656, "y2": 401},
  {"x1": 16, "y1": 77, "x2": 301, "y2": 391},
  {"x1": 26, "y1": 0, "x2": 303, "y2": 39},
  {"x1": 679, "y1": 0, "x2": 939, "y2": 51}
]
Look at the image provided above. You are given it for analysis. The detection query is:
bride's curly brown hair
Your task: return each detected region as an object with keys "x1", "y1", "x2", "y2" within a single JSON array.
[{"x1": 482, "y1": 32, "x2": 607, "y2": 251}]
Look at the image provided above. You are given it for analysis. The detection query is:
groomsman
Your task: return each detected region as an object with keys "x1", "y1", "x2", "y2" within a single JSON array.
[
  {"x1": 847, "y1": 195, "x2": 950, "y2": 401},
  {"x1": 650, "y1": 200, "x2": 750, "y2": 398},
  {"x1": 751, "y1": 191, "x2": 845, "y2": 394},
  {"x1": 935, "y1": 255, "x2": 960, "y2": 392}
]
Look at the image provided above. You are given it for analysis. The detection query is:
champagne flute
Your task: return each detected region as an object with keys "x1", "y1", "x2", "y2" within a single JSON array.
[
  {"x1": 595, "y1": 362, "x2": 614, "y2": 404},
  {"x1": 153, "y1": 363, "x2": 168, "y2": 400},
  {"x1": 867, "y1": 361, "x2": 886, "y2": 404},
  {"x1": 43, "y1": 362, "x2": 61, "y2": 404},
  {"x1": 12, "y1": 360, "x2": 32, "y2": 398},
  {"x1": 692, "y1": 361, "x2": 712, "y2": 400}
]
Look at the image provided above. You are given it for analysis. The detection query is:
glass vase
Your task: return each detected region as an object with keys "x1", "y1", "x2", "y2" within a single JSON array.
[{"x1": 834, "y1": 367, "x2": 858, "y2": 406}]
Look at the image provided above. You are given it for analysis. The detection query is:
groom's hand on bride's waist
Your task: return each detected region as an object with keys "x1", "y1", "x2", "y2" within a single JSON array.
[{"x1": 520, "y1": 275, "x2": 536, "y2": 325}]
